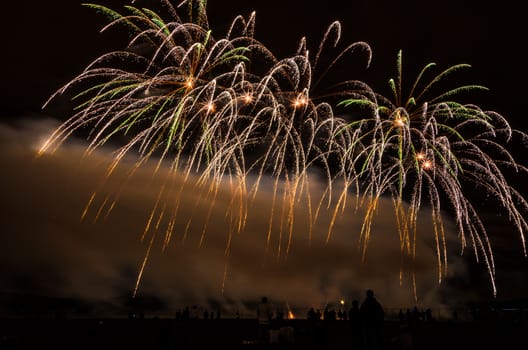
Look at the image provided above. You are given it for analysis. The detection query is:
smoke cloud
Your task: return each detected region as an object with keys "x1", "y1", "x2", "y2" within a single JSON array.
[{"x1": 0, "y1": 117, "x2": 486, "y2": 318}]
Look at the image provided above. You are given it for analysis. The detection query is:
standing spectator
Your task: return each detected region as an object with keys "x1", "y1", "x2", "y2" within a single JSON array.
[
  {"x1": 307, "y1": 307, "x2": 317, "y2": 321},
  {"x1": 190, "y1": 305, "x2": 200, "y2": 319},
  {"x1": 257, "y1": 296, "x2": 274, "y2": 345},
  {"x1": 349, "y1": 300, "x2": 361, "y2": 326},
  {"x1": 398, "y1": 309, "x2": 405, "y2": 323},
  {"x1": 349, "y1": 299, "x2": 362, "y2": 345},
  {"x1": 425, "y1": 308, "x2": 433, "y2": 322},
  {"x1": 360, "y1": 289, "x2": 385, "y2": 350}
]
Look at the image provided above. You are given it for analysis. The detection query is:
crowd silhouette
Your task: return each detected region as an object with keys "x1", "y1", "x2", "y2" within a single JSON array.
[
  {"x1": 3, "y1": 289, "x2": 528, "y2": 350},
  {"x1": 115, "y1": 289, "x2": 528, "y2": 349}
]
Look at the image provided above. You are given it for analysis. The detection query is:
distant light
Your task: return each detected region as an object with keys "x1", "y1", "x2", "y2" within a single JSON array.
[
  {"x1": 422, "y1": 160, "x2": 433, "y2": 170},
  {"x1": 243, "y1": 93, "x2": 252, "y2": 104},
  {"x1": 185, "y1": 77, "x2": 194, "y2": 89},
  {"x1": 393, "y1": 110, "x2": 406, "y2": 127},
  {"x1": 293, "y1": 95, "x2": 308, "y2": 108},
  {"x1": 394, "y1": 117, "x2": 405, "y2": 127}
]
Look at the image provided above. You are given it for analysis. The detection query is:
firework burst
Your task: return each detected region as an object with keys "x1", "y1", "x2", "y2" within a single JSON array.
[
  {"x1": 38, "y1": 0, "x2": 270, "y2": 294},
  {"x1": 337, "y1": 50, "x2": 528, "y2": 296},
  {"x1": 38, "y1": 0, "x2": 373, "y2": 295},
  {"x1": 38, "y1": 0, "x2": 528, "y2": 298},
  {"x1": 232, "y1": 19, "x2": 372, "y2": 254}
]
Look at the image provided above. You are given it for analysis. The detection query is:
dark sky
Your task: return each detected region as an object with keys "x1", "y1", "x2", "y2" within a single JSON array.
[
  {"x1": 2, "y1": 0, "x2": 528, "y2": 317},
  {"x1": 4, "y1": 0, "x2": 528, "y2": 128}
]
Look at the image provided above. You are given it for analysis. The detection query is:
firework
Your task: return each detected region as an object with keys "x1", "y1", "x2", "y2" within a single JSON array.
[
  {"x1": 38, "y1": 0, "x2": 269, "y2": 295},
  {"x1": 38, "y1": 0, "x2": 528, "y2": 298},
  {"x1": 234, "y1": 19, "x2": 372, "y2": 252},
  {"x1": 39, "y1": 0, "x2": 372, "y2": 295},
  {"x1": 337, "y1": 50, "x2": 528, "y2": 295}
]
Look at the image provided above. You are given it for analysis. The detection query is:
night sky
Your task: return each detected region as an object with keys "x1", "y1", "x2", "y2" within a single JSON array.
[{"x1": 2, "y1": 0, "x2": 528, "y2": 317}]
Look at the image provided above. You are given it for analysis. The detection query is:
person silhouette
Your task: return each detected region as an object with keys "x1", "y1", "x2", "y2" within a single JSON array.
[
  {"x1": 349, "y1": 299, "x2": 361, "y2": 325},
  {"x1": 257, "y1": 296, "x2": 274, "y2": 345},
  {"x1": 360, "y1": 289, "x2": 385, "y2": 350},
  {"x1": 348, "y1": 299, "x2": 362, "y2": 345}
]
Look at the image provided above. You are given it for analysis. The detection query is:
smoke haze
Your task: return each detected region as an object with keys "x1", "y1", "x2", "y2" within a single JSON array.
[{"x1": 0, "y1": 117, "x2": 489, "y2": 318}]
